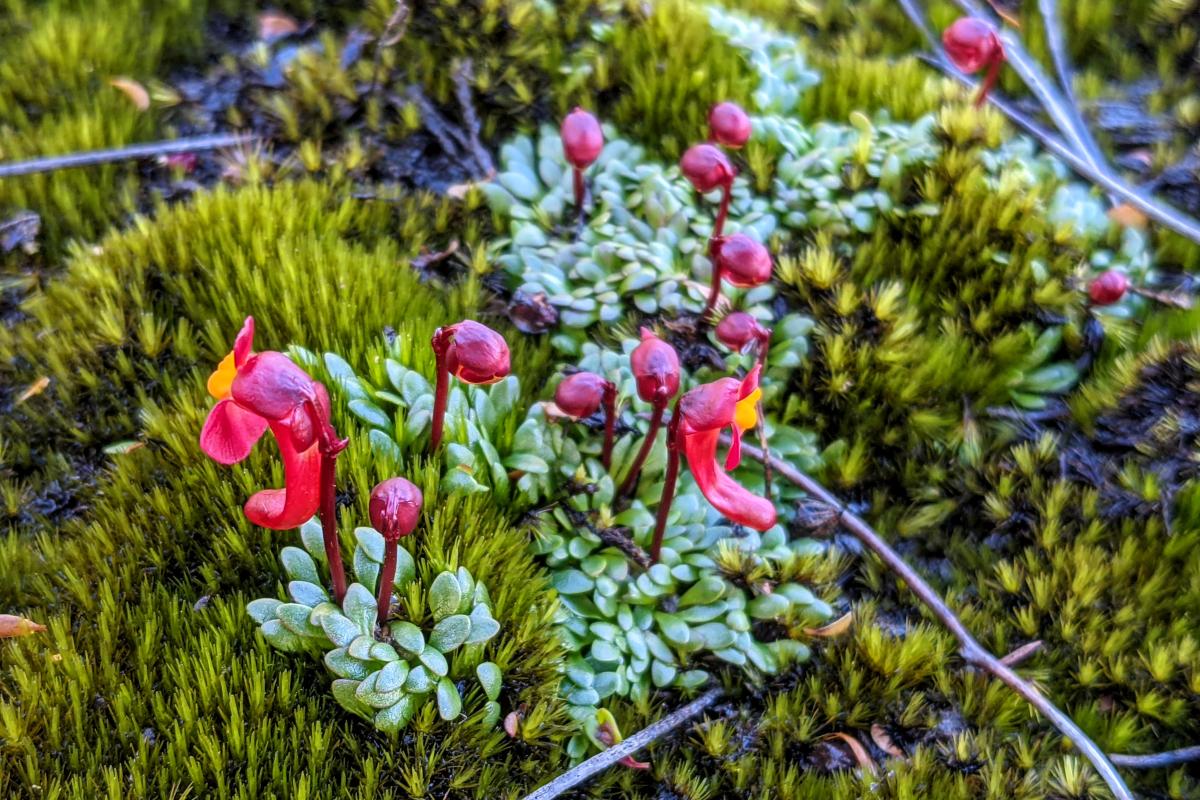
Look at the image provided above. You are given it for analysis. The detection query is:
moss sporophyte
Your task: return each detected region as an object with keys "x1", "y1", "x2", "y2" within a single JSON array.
[{"x1": 430, "y1": 320, "x2": 511, "y2": 451}]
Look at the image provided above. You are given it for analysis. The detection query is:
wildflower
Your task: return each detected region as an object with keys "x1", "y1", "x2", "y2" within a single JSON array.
[
  {"x1": 705, "y1": 233, "x2": 772, "y2": 314},
  {"x1": 715, "y1": 311, "x2": 771, "y2": 356},
  {"x1": 561, "y1": 107, "x2": 604, "y2": 215},
  {"x1": 431, "y1": 320, "x2": 511, "y2": 450},
  {"x1": 200, "y1": 317, "x2": 349, "y2": 600},
  {"x1": 1088, "y1": 269, "x2": 1129, "y2": 306},
  {"x1": 650, "y1": 366, "x2": 775, "y2": 563},
  {"x1": 942, "y1": 17, "x2": 1005, "y2": 107},
  {"x1": 620, "y1": 330, "x2": 681, "y2": 497},
  {"x1": 708, "y1": 101, "x2": 752, "y2": 149},
  {"x1": 680, "y1": 142, "x2": 735, "y2": 194},
  {"x1": 369, "y1": 477, "x2": 423, "y2": 623},
  {"x1": 555, "y1": 371, "x2": 618, "y2": 468}
]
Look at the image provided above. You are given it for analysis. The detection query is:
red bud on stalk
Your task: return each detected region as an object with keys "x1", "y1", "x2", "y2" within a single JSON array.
[
  {"x1": 680, "y1": 143, "x2": 735, "y2": 194},
  {"x1": 713, "y1": 233, "x2": 772, "y2": 288},
  {"x1": 708, "y1": 101, "x2": 752, "y2": 149},
  {"x1": 715, "y1": 311, "x2": 771, "y2": 354},
  {"x1": 1088, "y1": 270, "x2": 1129, "y2": 306},
  {"x1": 942, "y1": 17, "x2": 1005, "y2": 107},
  {"x1": 369, "y1": 477, "x2": 423, "y2": 624},
  {"x1": 619, "y1": 331, "x2": 682, "y2": 498},
  {"x1": 431, "y1": 321, "x2": 511, "y2": 451},
  {"x1": 555, "y1": 372, "x2": 618, "y2": 468},
  {"x1": 561, "y1": 107, "x2": 604, "y2": 216}
]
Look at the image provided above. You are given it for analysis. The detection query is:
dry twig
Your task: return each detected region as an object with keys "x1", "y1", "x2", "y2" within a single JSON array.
[{"x1": 0, "y1": 133, "x2": 254, "y2": 179}]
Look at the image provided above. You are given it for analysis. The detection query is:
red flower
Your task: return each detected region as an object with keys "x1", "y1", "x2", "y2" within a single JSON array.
[
  {"x1": 370, "y1": 478, "x2": 423, "y2": 542},
  {"x1": 680, "y1": 143, "x2": 735, "y2": 193},
  {"x1": 1088, "y1": 270, "x2": 1129, "y2": 306},
  {"x1": 630, "y1": 328, "x2": 681, "y2": 403},
  {"x1": 435, "y1": 320, "x2": 511, "y2": 384},
  {"x1": 713, "y1": 233, "x2": 772, "y2": 288},
  {"x1": 708, "y1": 101, "x2": 752, "y2": 149},
  {"x1": 561, "y1": 107, "x2": 604, "y2": 170},
  {"x1": 715, "y1": 312, "x2": 770, "y2": 353},
  {"x1": 677, "y1": 366, "x2": 775, "y2": 531},
  {"x1": 200, "y1": 317, "x2": 344, "y2": 530},
  {"x1": 942, "y1": 18, "x2": 1005, "y2": 107}
]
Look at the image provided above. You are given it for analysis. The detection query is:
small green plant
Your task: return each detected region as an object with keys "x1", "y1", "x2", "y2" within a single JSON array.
[{"x1": 248, "y1": 517, "x2": 503, "y2": 733}]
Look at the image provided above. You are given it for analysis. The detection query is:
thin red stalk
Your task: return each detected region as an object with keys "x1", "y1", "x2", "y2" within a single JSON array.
[
  {"x1": 974, "y1": 56, "x2": 1002, "y2": 107},
  {"x1": 572, "y1": 167, "x2": 585, "y2": 212},
  {"x1": 376, "y1": 542, "x2": 398, "y2": 625},
  {"x1": 320, "y1": 451, "x2": 347, "y2": 604},
  {"x1": 704, "y1": 236, "x2": 725, "y2": 317},
  {"x1": 617, "y1": 402, "x2": 666, "y2": 498},
  {"x1": 649, "y1": 400, "x2": 683, "y2": 564},
  {"x1": 755, "y1": 333, "x2": 772, "y2": 495},
  {"x1": 431, "y1": 354, "x2": 449, "y2": 451},
  {"x1": 601, "y1": 385, "x2": 616, "y2": 470},
  {"x1": 713, "y1": 181, "x2": 731, "y2": 240}
]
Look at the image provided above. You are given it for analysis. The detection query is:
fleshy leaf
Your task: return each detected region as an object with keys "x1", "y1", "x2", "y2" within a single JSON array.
[
  {"x1": 436, "y1": 677, "x2": 463, "y2": 720},
  {"x1": 342, "y1": 583, "x2": 378, "y2": 635},
  {"x1": 476, "y1": 662, "x2": 502, "y2": 701},
  {"x1": 429, "y1": 572, "x2": 462, "y2": 621},
  {"x1": 429, "y1": 615, "x2": 471, "y2": 653},
  {"x1": 280, "y1": 547, "x2": 321, "y2": 585}
]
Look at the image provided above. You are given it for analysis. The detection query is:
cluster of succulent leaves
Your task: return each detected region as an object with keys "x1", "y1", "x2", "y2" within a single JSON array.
[
  {"x1": 294, "y1": 344, "x2": 564, "y2": 505},
  {"x1": 246, "y1": 519, "x2": 503, "y2": 733}
]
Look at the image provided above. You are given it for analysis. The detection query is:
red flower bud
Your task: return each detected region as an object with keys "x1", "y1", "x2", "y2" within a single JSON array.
[
  {"x1": 630, "y1": 328, "x2": 680, "y2": 404},
  {"x1": 369, "y1": 477, "x2": 423, "y2": 542},
  {"x1": 561, "y1": 107, "x2": 604, "y2": 170},
  {"x1": 942, "y1": 17, "x2": 1002, "y2": 73},
  {"x1": 554, "y1": 372, "x2": 613, "y2": 420},
  {"x1": 708, "y1": 102, "x2": 752, "y2": 149},
  {"x1": 714, "y1": 233, "x2": 772, "y2": 287},
  {"x1": 1088, "y1": 270, "x2": 1129, "y2": 306},
  {"x1": 680, "y1": 143, "x2": 735, "y2": 193},
  {"x1": 715, "y1": 312, "x2": 770, "y2": 352},
  {"x1": 436, "y1": 320, "x2": 511, "y2": 385}
]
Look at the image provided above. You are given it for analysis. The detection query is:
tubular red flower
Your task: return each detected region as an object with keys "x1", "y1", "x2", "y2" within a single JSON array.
[
  {"x1": 1088, "y1": 270, "x2": 1129, "y2": 306},
  {"x1": 561, "y1": 107, "x2": 604, "y2": 170},
  {"x1": 680, "y1": 143, "x2": 735, "y2": 194},
  {"x1": 715, "y1": 311, "x2": 771, "y2": 354},
  {"x1": 713, "y1": 233, "x2": 772, "y2": 288},
  {"x1": 200, "y1": 318, "x2": 343, "y2": 530},
  {"x1": 942, "y1": 17, "x2": 1005, "y2": 106},
  {"x1": 369, "y1": 478, "x2": 423, "y2": 543},
  {"x1": 677, "y1": 366, "x2": 775, "y2": 531},
  {"x1": 630, "y1": 328, "x2": 680, "y2": 404},
  {"x1": 708, "y1": 101, "x2": 752, "y2": 149}
]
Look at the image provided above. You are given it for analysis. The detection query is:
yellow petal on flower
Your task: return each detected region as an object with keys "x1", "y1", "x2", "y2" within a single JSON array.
[
  {"x1": 207, "y1": 351, "x2": 237, "y2": 400},
  {"x1": 734, "y1": 388, "x2": 762, "y2": 431}
]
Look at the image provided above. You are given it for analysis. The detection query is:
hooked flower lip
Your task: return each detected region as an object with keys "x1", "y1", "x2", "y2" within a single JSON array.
[
  {"x1": 677, "y1": 366, "x2": 774, "y2": 531},
  {"x1": 199, "y1": 316, "x2": 341, "y2": 530},
  {"x1": 436, "y1": 320, "x2": 511, "y2": 385}
]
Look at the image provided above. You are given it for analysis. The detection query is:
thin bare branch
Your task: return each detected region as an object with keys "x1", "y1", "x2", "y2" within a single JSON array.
[
  {"x1": 1109, "y1": 746, "x2": 1200, "y2": 769},
  {"x1": 0, "y1": 133, "x2": 254, "y2": 179},
  {"x1": 729, "y1": 437, "x2": 1136, "y2": 800},
  {"x1": 520, "y1": 688, "x2": 724, "y2": 800},
  {"x1": 452, "y1": 59, "x2": 495, "y2": 178}
]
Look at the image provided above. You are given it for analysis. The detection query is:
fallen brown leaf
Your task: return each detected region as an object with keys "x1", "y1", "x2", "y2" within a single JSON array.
[
  {"x1": 258, "y1": 11, "x2": 299, "y2": 42},
  {"x1": 108, "y1": 77, "x2": 150, "y2": 111},
  {"x1": 16, "y1": 376, "x2": 50, "y2": 405},
  {"x1": 805, "y1": 611, "x2": 854, "y2": 638},
  {"x1": 0, "y1": 614, "x2": 47, "y2": 638},
  {"x1": 826, "y1": 732, "x2": 877, "y2": 776},
  {"x1": 1107, "y1": 203, "x2": 1149, "y2": 229},
  {"x1": 870, "y1": 724, "x2": 905, "y2": 758}
]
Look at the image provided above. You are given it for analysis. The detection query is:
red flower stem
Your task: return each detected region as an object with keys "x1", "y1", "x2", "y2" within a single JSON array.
[
  {"x1": 713, "y1": 181, "x2": 731, "y2": 240},
  {"x1": 649, "y1": 400, "x2": 683, "y2": 565},
  {"x1": 975, "y1": 57, "x2": 1003, "y2": 107},
  {"x1": 601, "y1": 384, "x2": 617, "y2": 470},
  {"x1": 755, "y1": 332, "x2": 773, "y2": 498},
  {"x1": 617, "y1": 401, "x2": 665, "y2": 499},
  {"x1": 320, "y1": 451, "x2": 348, "y2": 604},
  {"x1": 573, "y1": 167, "x2": 585, "y2": 212},
  {"x1": 431, "y1": 353, "x2": 449, "y2": 451},
  {"x1": 704, "y1": 236, "x2": 725, "y2": 317},
  {"x1": 376, "y1": 541, "x2": 397, "y2": 626}
]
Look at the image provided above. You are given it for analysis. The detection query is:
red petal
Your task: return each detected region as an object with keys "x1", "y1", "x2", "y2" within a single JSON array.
[
  {"x1": 683, "y1": 428, "x2": 776, "y2": 531},
  {"x1": 233, "y1": 317, "x2": 255, "y2": 366},
  {"x1": 231, "y1": 351, "x2": 318, "y2": 420},
  {"x1": 618, "y1": 755, "x2": 651, "y2": 770},
  {"x1": 200, "y1": 399, "x2": 269, "y2": 465},
  {"x1": 725, "y1": 425, "x2": 742, "y2": 471},
  {"x1": 243, "y1": 419, "x2": 322, "y2": 530}
]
